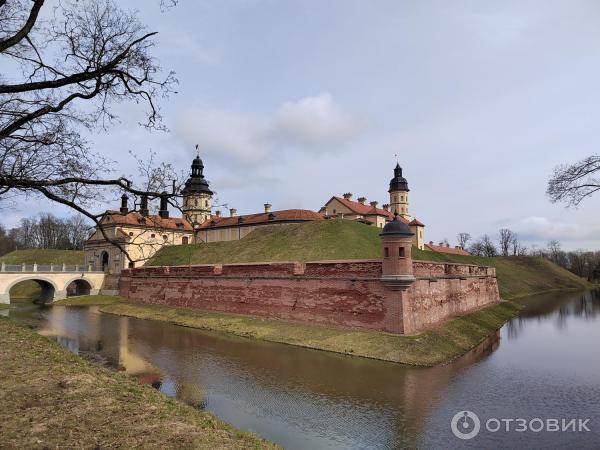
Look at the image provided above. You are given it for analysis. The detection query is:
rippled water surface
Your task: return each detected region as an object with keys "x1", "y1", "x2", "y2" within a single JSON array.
[{"x1": 7, "y1": 290, "x2": 600, "y2": 449}]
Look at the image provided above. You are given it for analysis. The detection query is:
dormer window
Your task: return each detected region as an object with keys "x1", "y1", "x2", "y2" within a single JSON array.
[
  {"x1": 139, "y1": 218, "x2": 146, "y2": 225},
  {"x1": 176, "y1": 223, "x2": 184, "y2": 229}
]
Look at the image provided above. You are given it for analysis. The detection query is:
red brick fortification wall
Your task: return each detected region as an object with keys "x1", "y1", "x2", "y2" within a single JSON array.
[
  {"x1": 403, "y1": 262, "x2": 501, "y2": 334},
  {"x1": 119, "y1": 260, "x2": 500, "y2": 334}
]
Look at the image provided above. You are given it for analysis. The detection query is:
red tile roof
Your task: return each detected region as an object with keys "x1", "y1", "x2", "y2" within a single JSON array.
[
  {"x1": 102, "y1": 211, "x2": 193, "y2": 231},
  {"x1": 329, "y1": 196, "x2": 400, "y2": 221},
  {"x1": 424, "y1": 243, "x2": 470, "y2": 256},
  {"x1": 199, "y1": 209, "x2": 324, "y2": 229},
  {"x1": 409, "y1": 218, "x2": 425, "y2": 226}
]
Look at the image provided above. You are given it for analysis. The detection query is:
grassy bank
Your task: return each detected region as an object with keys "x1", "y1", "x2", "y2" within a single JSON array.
[
  {"x1": 0, "y1": 248, "x2": 84, "y2": 265},
  {"x1": 0, "y1": 316, "x2": 276, "y2": 449},
  {"x1": 150, "y1": 220, "x2": 590, "y2": 300},
  {"x1": 53, "y1": 295, "x2": 124, "y2": 306},
  {"x1": 101, "y1": 301, "x2": 521, "y2": 366}
]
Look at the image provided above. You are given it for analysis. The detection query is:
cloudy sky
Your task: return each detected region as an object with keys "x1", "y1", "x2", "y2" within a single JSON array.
[{"x1": 8, "y1": 0, "x2": 600, "y2": 250}]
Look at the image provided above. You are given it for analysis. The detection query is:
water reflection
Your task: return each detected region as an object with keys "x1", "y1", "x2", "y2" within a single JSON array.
[{"x1": 7, "y1": 289, "x2": 600, "y2": 449}]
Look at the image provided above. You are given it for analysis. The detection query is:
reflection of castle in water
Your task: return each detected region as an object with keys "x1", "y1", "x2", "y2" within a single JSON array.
[{"x1": 30, "y1": 305, "x2": 501, "y2": 448}]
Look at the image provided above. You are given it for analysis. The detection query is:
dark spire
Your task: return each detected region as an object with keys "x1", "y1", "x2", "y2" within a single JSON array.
[
  {"x1": 389, "y1": 162, "x2": 410, "y2": 193},
  {"x1": 182, "y1": 152, "x2": 213, "y2": 196}
]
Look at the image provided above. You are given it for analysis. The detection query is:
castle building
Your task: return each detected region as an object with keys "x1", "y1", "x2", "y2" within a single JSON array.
[
  {"x1": 84, "y1": 155, "x2": 445, "y2": 273},
  {"x1": 320, "y1": 163, "x2": 426, "y2": 250}
]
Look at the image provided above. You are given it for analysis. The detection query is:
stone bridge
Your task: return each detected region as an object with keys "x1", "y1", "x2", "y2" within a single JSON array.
[{"x1": 0, "y1": 263, "x2": 106, "y2": 304}]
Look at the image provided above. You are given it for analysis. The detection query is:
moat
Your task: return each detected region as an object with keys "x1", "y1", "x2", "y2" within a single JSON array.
[{"x1": 5, "y1": 290, "x2": 600, "y2": 449}]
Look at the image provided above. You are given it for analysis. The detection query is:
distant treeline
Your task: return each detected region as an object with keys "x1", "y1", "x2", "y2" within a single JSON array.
[
  {"x1": 453, "y1": 230, "x2": 600, "y2": 282},
  {"x1": 0, "y1": 214, "x2": 90, "y2": 257}
]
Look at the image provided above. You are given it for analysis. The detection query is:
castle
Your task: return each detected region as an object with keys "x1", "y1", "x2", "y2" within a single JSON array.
[{"x1": 84, "y1": 155, "x2": 462, "y2": 274}]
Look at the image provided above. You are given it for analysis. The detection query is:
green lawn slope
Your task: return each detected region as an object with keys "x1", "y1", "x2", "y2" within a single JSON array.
[
  {"x1": 0, "y1": 249, "x2": 84, "y2": 265},
  {"x1": 150, "y1": 220, "x2": 590, "y2": 299}
]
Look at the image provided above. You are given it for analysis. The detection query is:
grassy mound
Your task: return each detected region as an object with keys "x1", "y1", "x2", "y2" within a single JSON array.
[
  {"x1": 151, "y1": 220, "x2": 382, "y2": 266},
  {"x1": 150, "y1": 220, "x2": 590, "y2": 299},
  {"x1": 0, "y1": 317, "x2": 276, "y2": 449},
  {"x1": 0, "y1": 249, "x2": 84, "y2": 265}
]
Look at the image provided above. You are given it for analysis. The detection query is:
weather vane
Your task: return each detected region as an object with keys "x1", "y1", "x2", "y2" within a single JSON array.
[
  {"x1": 394, "y1": 153, "x2": 399, "y2": 163},
  {"x1": 195, "y1": 144, "x2": 200, "y2": 156}
]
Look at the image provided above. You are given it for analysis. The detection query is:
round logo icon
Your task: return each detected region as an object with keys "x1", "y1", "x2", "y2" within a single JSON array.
[{"x1": 451, "y1": 410, "x2": 481, "y2": 440}]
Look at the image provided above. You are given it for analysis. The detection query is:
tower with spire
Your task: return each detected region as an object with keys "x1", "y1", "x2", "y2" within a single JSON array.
[
  {"x1": 389, "y1": 162, "x2": 410, "y2": 220},
  {"x1": 182, "y1": 151, "x2": 213, "y2": 225}
]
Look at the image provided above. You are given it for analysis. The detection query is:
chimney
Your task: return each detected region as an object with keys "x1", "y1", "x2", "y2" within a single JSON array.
[
  {"x1": 342, "y1": 192, "x2": 353, "y2": 200},
  {"x1": 215, "y1": 210, "x2": 222, "y2": 218},
  {"x1": 158, "y1": 192, "x2": 169, "y2": 219},
  {"x1": 140, "y1": 195, "x2": 149, "y2": 216},
  {"x1": 229, "y1": 208, "x2": 237, "y2": 217},
  {"x1": 382, "y1": 204, "x2": 390, "y2": 212},
  {"x1": 120, "y1": 194, "x2": 128, "y2": 214},
  {"x1": 370, "y1": 201, "x2": 379, "y2": 208},
  {"x1": 357, "y1": 197, "x2": 367, "y2": 205},
  {"x1": 264, "y1": 203, "x2": 272, "y2": 213}
]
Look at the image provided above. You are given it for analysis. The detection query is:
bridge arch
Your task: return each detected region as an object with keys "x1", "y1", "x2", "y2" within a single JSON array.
[
  {"x1": 63, "y1": 276, "x2": 97, "y2": 297},
  {"x1": 5, "y1": 276, "x2": 60, "y2": 304}
]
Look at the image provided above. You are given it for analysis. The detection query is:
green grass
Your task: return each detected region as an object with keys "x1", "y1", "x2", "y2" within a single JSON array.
[
  {"x1": 0, "y1": 249, "x2": 84, "y2": 265},
  {"x1": 0, "y1": 316, "x2": 276, "y2": 449},
  {"x1": 150, "y1": 219, "x2": 382, "y2": 265},
  {"x1": 101, "y1": 301, "x2": 521, "y2": 367},
  {"x1": 150, "y1": 220, "x2": 591, "y2": 299},
  {"x1": 53, "y1": 295, "x2": 124, "y2": 306}
]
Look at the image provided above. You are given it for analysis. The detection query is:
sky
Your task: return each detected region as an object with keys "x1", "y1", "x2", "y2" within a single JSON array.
[{"x1": 6, "y1": 0, "x2": 600, "y2": 250}]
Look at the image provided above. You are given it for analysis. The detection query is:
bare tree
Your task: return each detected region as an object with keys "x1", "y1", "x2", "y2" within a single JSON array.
[
  {"x1": 457, "y1": 232, "x2": 471, "y2": 249},
  {"x1": 469, "y1": 235, "x2": 498, "y2": 257},
  {"x1": 498, "y1": 228, "x2": 515, "y2": 257},
  {"x1": 0, "y1": 0, "x2": 182, "y2": 263},
  {"x1": 547, "y1": 155, "x2": 600, "y2": 206}
]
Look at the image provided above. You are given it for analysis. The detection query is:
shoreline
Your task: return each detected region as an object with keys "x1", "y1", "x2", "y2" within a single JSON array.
[
  {"x1": 99, "y1": 300, "x2": 521, "y2": 367},
  {"x1": 0, "y1": 316, "x2": 277, "y2": 449}
]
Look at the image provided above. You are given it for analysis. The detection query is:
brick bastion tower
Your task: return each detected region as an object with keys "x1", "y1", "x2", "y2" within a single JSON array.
[{"x1": 379, "y1": 215, "x2": 416, "y2": 291}]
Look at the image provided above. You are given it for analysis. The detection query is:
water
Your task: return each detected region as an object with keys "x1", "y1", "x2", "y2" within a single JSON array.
[{"x1": 5, "y1": 290, "x2": 600, "y2": 449}]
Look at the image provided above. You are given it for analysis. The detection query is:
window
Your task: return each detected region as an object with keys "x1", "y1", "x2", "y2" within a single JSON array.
[
  {"x1": 205, "y1": 200, "x2": 208, "y2": 207},
  {"x1": 399, "y1": 247, "x2": 405, "y2": 257},
  {"x1": 384, "y1": 247, "x2": 389, "y2": 258},
  {"x1": 129, "y1": 232, "x2": 133, "y2": 236},
  {"x1": 182, "y1": 237, "x2": 189, "y2": 245},
  {"x1": 128, "y1": 262, "x2": 134, "y2": 268},
  {"x1": 333, "y1": 209, "x2": 337, "y2": 214},
  {"x1": 151, "y1": 233, "x2": 155, "y2": 238},
  {"x1": 163, "y1": 235, "x2": 168, "y2": 241}
]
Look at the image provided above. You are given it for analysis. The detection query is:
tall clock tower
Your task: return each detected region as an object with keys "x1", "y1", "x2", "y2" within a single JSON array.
[
  {"x1": 182, "y1": 155, "x2": 213, "y2": 225},
  {"x1": 389, "y1": 163, "x2": 410, "y2": 220}
]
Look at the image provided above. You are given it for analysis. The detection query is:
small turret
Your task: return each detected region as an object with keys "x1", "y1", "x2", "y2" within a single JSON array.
[{"x1": 379, "y1": 215, "x2": 415, "y2": 290}]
